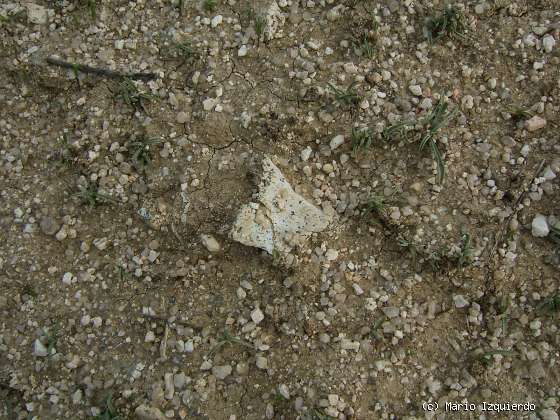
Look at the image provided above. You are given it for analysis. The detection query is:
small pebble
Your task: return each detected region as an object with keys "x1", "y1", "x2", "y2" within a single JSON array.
[
  {"x1": 301, "y1": 146, "x2": 312, "y2": 162},
  {"x1": 453, "y1": 295, "x2": 469, "y2": 308},
  {"x1": 325, "y1": 249, "x2": 339, "y2": 261},
  {"x1": 33, "y1": 339, "x2": 48, "y2": 357},
  {"x1": 329, "y1": 135, "x2": 344, "y2": 150},
  {"x1": 40, "y1": 216, "x2": 60, "y2": 236},
  {"x1": 211, "y1": 15, "x2": 223, "y2": 27},
  {"x1": 525, "y1": 116, "x2": 547, "y2": 132},
  {"x1": 542, "y1": 35, "x2": 556, "y2": 53},
  {"x1": 134, "y1": 405, "x2": 166, "y2": 420},
  {"x1": 256, "y1": 356, "x2": 268, "y2": 369},
  {"x1": 176, "y1": 112, "x2": 188, "y2": 124},
  {"x1": 200, "y1": 234, "x2": 221, "y2": 252},
  {"x1": 409, "y1": 85, "x2": 422, "y2": 96},
  {"x1": 212, "y1": 365, "x2": 232, "y2": 380},
  {"x1": 238, "y1": 45, "x2": 248, "y2": 57},
  {"x1": 251, "y1": 307, "x2": 265, "y2": 324},
  {"x1": 531, "y1": 214, "x2": 549, "y2": 237}
]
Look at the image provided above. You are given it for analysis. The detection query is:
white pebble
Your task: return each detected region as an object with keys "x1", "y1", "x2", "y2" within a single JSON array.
[
  {"x1": 301, "y1": 146, "x2": 312, "y2": 162},
  {"x1": 453, "y1": 295, "x2": 469, "y2": 308},
  {"x1": 531, "y1": 214, "x2": 549, "y2": 237},
  {"x1": 409, "y1": 85, "x2": 422, "y2": 96},
  {"x1": 200, "y1": 234, "x2": 221, "y2": 253},
  {"x1": 340, "y1": 338, "x2": 360, "y2": 351},
  {"x1": 542, "y1": 166, "x2": 556, "y2": 181},
  {"x1": 203, "y1": 98, "x2": 216, "y2": 111},
  {"x1": 62, "y1": 272, "x2": 73, "y2": 285},
  {"x1": 211, "y1": 15, "x2": 223, "y2": 27},
  {"x1": 238, "y1": 45, "x2": 248, "y2": 57},
  {"x1": 251, "y1": 307, "x2": 265, "y2": 324},
  {"x1": 176, "y1": 112, "x2": 188, "y2": 124},
  {"x1": 185, "y1": 340, "x2": 194, "y2": 352},
  {"x1": 278, "y1": 384, "x2": 290, "y2": 399},
  {"x1": 33, "y1": 339, "x2": 48, "y2": 357},
  {"x1": 212, "y1": 365, "x2": 232, "y2": 380},
  {"x1": 352, "y1": 283, "x2": 364, "y2": 295},
  {"x1": 542, "y1": 35, "x2": 556, "y2": 53},
  {"x1": 325, "y1": 249, "x2": 339, "y2": 261},
  {"x1": 329, "y1": 135, "x2": 344, "y2": 150},
  {"x1": 256, "y1": 356, "x2": 268, "y2": 369}
]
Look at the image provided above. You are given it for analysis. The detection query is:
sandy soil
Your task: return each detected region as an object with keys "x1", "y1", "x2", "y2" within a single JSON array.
[{"x1": 1, "y1": 0, "x2": 559, "y2": 419}]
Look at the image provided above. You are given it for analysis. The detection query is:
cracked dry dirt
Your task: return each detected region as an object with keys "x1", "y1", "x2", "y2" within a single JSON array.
[{"x1": 1, "y1": 0, "x2": 560, "y2": 419}]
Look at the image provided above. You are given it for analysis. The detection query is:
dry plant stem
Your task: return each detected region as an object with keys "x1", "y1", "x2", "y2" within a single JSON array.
[
  {"x1": 46, "y1": 57, "x2": 158, "y2": 81},
  {"x1": 160, "y1": 324, "x2": 169, "y2": 361},
  {"x1": 484, "y1": 159, "x2": 546, "y2": 289}
]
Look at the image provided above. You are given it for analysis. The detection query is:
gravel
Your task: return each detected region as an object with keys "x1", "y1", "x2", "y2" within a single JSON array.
[{"x1": 2, "y1": 1, "x2": 559, "y2": 419}]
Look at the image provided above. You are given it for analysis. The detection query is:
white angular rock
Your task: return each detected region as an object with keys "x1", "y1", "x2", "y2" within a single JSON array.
[
  {"x1": 264, "y1": 1, "x2": 286, "y2": 40},
  {"x1": 532, "y1": 214, "x2": 549, "y2": 237},
  {"x1": 230, "y1": 156, "x2": 330, "y2": 254}
]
